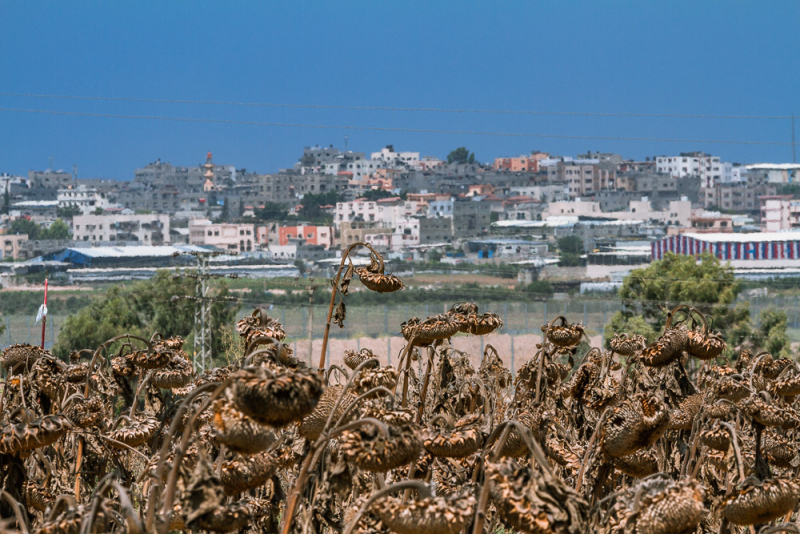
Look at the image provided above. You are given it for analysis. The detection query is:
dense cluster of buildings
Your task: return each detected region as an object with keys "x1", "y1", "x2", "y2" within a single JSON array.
[{"x1": 2, "y1": 145, "x2": 800, "y2": 282}]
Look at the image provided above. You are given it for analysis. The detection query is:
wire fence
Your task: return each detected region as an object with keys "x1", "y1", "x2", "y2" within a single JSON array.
[{"x1": 5, "y1": 294, "x2": 800, "y2": 352}]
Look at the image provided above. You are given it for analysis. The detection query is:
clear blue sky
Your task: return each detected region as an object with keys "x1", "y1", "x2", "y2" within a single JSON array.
[{"x1": 1, "y1": 1, "x2": 798, "y2": 179}]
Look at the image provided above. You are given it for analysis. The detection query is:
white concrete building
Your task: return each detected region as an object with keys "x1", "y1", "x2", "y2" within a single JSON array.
[
  {"x1": 323, "y1": 158, "x2": 382, "y2": 180},
  {"x1": 370, "y1": 145, "x2": 419, "y2": 167},
  {"x1": 542, "y1": 199, "x2": 602, "y2": 218},
  {"x1": 58, "y1": 185, "x2": 111, "y2": 215},
  {"x1": 73, "y1": 214, "x2": 170, "y2": 244},
  {"x1": 761, "y1": 198, "x2": 800, "y2": 232},
  {"x1": 188, "y1": 219, "x2": 255, "y2": 252},
  {"x1": 415, "y1": 156, "x2": 445, "y2": 170},
  {"x1": 656, "y1": 153, "x2": 729, "y2": 187},
  {"x1": 746, "y1": 163, "x2": 800, "y2": 184}
]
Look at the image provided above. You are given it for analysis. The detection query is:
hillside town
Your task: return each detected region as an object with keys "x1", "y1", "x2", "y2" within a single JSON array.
[{"x1": 2, "y1": 144, "x2": 800, "y2": 286}]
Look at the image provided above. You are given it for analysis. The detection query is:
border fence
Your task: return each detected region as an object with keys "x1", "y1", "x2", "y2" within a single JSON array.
[{"x1": 5, "y1": 293, "x2": 800, "y2": 354}]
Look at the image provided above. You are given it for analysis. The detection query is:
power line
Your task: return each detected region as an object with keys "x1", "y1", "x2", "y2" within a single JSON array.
[
  {"x1": 0, "y1": 92, "x2": 792, "y2": 121},
  {"x1": 0, "y1": 107, "x2": 791, "y2": 147}
]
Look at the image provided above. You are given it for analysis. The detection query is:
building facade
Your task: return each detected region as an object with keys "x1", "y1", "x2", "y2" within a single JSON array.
[
  {"x1": 72, "y1": 214, "x2": 170, "y2": 244},
  {"x1": 188, "y1": 219, "x2": 255, "y2": 252}
]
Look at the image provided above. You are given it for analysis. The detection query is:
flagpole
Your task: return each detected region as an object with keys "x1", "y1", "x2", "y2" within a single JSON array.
[{"x1": 41, "y1": 274, "x2": 48, "y2": 349}]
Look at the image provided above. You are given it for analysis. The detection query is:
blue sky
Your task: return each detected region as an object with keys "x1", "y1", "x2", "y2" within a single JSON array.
[{"x1": 1, "y1": 1, "x2": 798, "y2": 179}]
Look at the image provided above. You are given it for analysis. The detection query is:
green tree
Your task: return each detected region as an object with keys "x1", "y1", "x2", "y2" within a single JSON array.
[
  {"x1": 358, "y1": 189, "x2": 396, "y2": 201},
  {"x1": 41, "y1": 219, "x2": 70, "y2": 240},
  {"x1": 557, "y1": 235, "x2": 584, "y2": 267},
  {"x1": 10, "y1": 218, "x2": 41, "y2": 240},
  {"x1": 754, "y1": 308, "x2": 790, "y2": 356},
  {"x1": 256, "y1": 202, "x2": 290, "y2": 221},
  {"x1": 1, "y1": 183, "x2": 9, "y2": 215},
  {"x1": 447, "y1": 147, "x2": 475, "y2": 165},
  {"x1": 297, "y1": 191, "x2": 343, "y2": 223},
  {"x1": 220, "y1": 197, "x2": 230, "y2": 220},
  {"x1": 53, "y1": 271, "x2": 240, "y2": 365},
  {"x1": 56, "y1": 206, "x2": 81, "y2": 218},
  {"x1": 602, "y1": 252, "x2": 784, "y2": 355}
]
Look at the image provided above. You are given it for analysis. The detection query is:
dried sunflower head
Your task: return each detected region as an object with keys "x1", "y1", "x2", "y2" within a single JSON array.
[
  {"x1": 423, "y1": 414, "x2": 484, "y2": 458},
  {"x1": 609, "y1": 333, "x2": 646, "y2": 356},
  {"x1": 601, "y1": 394, "x2": 669, "y2": 458},
  {"x1": 1, "y1": 343, "x2": 46, "y2": 373},
  {"x1": 611, "y1": 477, "x2": 705, "y2": 534},
  {"x1": 231, "y1": 365, "x2": 323, "y2": 427},
  {"x1": 298, "y1": 384, "x2": 358, "y2": 441},
  {"x1": 402, "y1": 314, "x2": 460, "y2": 346},
  {"x1": 106, "y1": 414, "x2": 159, "y2": 449},
  {"x1": 372, "y1": 489, "x2": 476, "y2": 534},
  {"x1": 686, "y1": 329, "x2": 726, "y2": 360},
  {"x1": 220, "y1": 450, "x2": 278, "y2": 496},
  {"x1": 339, "y1": 408, "x2": 422, "y2": 472},
  {"x1": 543, "y1": 319, "x2": 584, "y2": 349},
  {"x1": 344, "y1": 348, "x2": 379, "y2": 370},
  {"x1": 211, "y1": 398, "x2": 275, "y2": 454},
  {"x1": 0, "y1": 413, "x2": 73, "y2": 455},
  {"x1": 488, "y1": 459, "x2": 589, "y2": 534},
  {"x1": 722, "y1": 477, "x2": 800, "y2": 526}
]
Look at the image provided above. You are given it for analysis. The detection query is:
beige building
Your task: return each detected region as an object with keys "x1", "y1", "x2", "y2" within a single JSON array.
[
  {"x1": 760, "y1": 196, "x2": 800, "y2": 232},
  {"x1": 1, "y1": 233, "x2": 28, "y2": 260},
  {"x1": 189, "y1": 219, "x2": 255, "y2": 252},
  {"x1": 73, "y1": 214, "x2": 170, "y2": 244}
]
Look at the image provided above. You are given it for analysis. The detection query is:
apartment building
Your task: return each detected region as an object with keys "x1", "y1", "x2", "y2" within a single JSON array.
[
  {"x1": 72, "y1": 214, "x2": 170, "y2": 244},
  {"x1": 656, "y1": 152, "x2": 730, "y2": 187},
  {"x1": 371, "y1": 145, "x2": 420, "y2": 167},
  {"x1": 189, "y1": 219, "x2": 254, "y2": 252},
  {"x1": 277, "y1": 224, "x2": 333, "y2": 249},
  {"x1": 1, "y1": 233, "x2": 27, "y2": 260},
  {"x1": 546, "y1": 162, "x2": 615, "y2": 197},
  {"x1": 493, "y1": 152, "x2": 547, "y2": 172},
  {"x1": 57, "y1": 185, "x2": 111, "y2": 215},
  {"x1": 760, "y1": 196, "x2": 800, "y2": 232}
]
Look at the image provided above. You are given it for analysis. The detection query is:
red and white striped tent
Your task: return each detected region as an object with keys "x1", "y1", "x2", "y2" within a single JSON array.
[{"x1": 652, "y1": 232, "x2": 800, "y2": 261}]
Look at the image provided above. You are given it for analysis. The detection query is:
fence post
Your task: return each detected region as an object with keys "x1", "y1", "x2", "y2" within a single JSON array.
[
  {"x1": 364, "y1": 307, "x2": 369, "y2": 337},
  {"x1": 524, "y1": 302, "x2": 529, "y2": 332},
  {"x1": 27, "y1": 317, "x2": 30, "y2": 344},
  {"x1": 510, "y1": 335, "x2": 515, "y2": 378},
  {"x1": 302, "y1": 308, "x2": 307, "y2": 337}
]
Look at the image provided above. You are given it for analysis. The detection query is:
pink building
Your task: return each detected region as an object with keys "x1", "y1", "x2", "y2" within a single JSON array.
[
  {"x1": 278, "y1": 224, "x2": 333, "y2": 249},
  {"x1": 493, "y1": 153, "x2": 547, "y2": 172}
]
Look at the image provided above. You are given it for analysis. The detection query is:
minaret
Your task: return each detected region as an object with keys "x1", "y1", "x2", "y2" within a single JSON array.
[{"x1": 203, "y1": 151, "x2": 215, "y2": 192}]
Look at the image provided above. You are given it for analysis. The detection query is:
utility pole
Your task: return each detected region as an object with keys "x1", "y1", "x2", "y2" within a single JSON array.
[{"x1": 173, "y1": 249, "x2": 238, "y2": 372}]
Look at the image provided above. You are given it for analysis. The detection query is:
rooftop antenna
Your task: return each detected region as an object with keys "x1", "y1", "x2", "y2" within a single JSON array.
[
  {"x1": 73, "y1": 164, "x2": 77, "y2": 181},
  {"x1": 344, "y1": 135, "x2": 348, "y2": 151}
]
